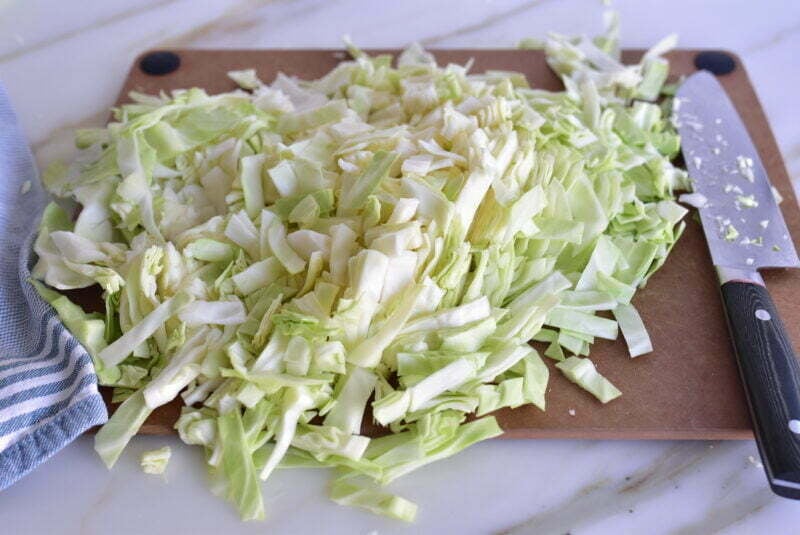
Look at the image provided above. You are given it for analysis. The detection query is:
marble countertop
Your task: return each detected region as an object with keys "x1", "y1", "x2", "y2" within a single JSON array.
[{"x1": 1, "y1": 0, "x2": 800, "y2": 533}]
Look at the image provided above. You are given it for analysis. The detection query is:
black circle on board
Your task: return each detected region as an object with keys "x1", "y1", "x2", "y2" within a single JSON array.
[
  {"x1": 694, "y1": 51, "x2": 736, "y2": 76},
  {"x1": 139, "y1": 51, "x2": 181, "y2": 76}
]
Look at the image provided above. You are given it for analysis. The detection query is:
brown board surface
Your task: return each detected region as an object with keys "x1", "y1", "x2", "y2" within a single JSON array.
[{"x1": 104, "y1": 48, "x2": 800, "y2": 440}]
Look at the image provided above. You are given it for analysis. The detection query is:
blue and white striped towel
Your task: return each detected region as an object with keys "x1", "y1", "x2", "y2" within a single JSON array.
[{"x1": 0, "y1": 84, "x2": 107, "y2": 490}]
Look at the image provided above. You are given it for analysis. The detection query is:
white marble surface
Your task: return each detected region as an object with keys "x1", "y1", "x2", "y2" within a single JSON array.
[{"x1": 1, "y1": 0, "x2": 800, "y2": 533}]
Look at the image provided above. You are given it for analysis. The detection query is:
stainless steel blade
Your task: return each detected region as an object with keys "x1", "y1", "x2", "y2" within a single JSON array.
[{"x1": 676, "y1": 71, "x2": 799, "y2": 270}]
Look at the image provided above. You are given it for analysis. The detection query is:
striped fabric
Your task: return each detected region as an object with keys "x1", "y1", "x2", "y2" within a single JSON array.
[{"x1": 0, "y1": 84, "x2": 107, "y2": 490}]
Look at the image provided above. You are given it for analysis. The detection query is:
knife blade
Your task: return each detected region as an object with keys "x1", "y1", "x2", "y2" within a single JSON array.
[
  {"x1": 677, "y1": 70, "x2": 800, "y2": 500},
  {"x1": 677, "y1": 71, "x2": 799, "y2": 271}
]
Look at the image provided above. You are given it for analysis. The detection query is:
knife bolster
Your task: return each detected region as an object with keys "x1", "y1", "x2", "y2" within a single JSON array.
[{"x1": 716, "y1": 265, "x2": 765, "y2": 286}]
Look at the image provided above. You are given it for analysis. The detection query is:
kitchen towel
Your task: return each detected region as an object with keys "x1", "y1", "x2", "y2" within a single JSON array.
[{"x1": 0, "y1": 84, "x2": 107, "y2": 491}]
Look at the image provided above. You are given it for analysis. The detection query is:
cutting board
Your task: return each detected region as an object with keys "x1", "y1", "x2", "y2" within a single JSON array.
[{"x1": 99, "y1": 48, "x2": 800, "y2": 440}]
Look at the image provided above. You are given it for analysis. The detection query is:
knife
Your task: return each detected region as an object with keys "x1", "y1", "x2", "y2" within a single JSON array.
[{"x1": 677, "y1": 71, "x2": 800, "y2": 499}]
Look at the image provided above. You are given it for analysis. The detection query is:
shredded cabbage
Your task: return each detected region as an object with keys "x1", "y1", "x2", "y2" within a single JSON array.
[
  {"x1": 556, "y1": 356, "x2": 622, "y2": 403},
  {"x1": 33, "y1": 14, "x2": 685, "y2": 523},
  {"x1": 141, "y1": 446, "x2": 172, "y2": 475}
]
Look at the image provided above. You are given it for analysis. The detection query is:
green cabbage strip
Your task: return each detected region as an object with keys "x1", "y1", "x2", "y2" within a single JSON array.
[
  {"x1": 33, "y1": 16, "x2": 686, "y2": 523},
  {"x1": 140, "y1": 446, "x2": 172, "y2": 475}
]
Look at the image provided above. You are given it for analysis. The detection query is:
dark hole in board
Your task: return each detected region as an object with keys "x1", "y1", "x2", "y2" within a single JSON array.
[
  {"x1": 694, "y1": 51, "x2": 736, "y2": 76},
  {"x1": 139, "y1": 51, "x2": 181, "y2": 76}
]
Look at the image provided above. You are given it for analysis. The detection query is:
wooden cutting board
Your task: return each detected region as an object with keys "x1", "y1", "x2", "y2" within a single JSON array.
[{"x1": 102, "y1": 48, "x2": 800, "y2": 440}]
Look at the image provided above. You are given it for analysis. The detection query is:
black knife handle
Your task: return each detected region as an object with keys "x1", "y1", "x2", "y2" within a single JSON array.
[{"x1": 721, "y1": 280, "x2": 800, "y2": 498}]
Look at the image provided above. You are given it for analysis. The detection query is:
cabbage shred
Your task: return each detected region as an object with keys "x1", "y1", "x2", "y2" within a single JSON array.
[{"x1": 33, "y1": 25, "x2": 687, "y2": 522}]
